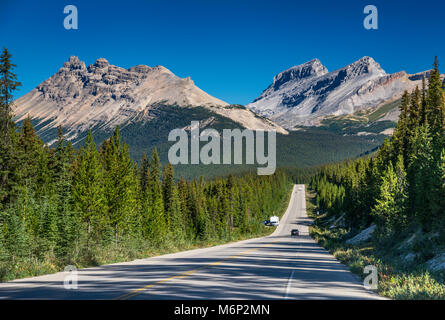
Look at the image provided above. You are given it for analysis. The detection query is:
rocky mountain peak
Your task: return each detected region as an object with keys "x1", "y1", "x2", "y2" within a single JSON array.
[
  {"x1": 356, "y1": 56, "x2": 378, "y2": 66},
  {"x1": 62, "y1": 56, "x2": 86, "y2": 71},
  {"x1": 272, "y1": 59, "x2": 328, "y2": 90},
  {"x1": 93, "y1": 58, "x2": 110, "y2": 68},
  {"x1": 128, "y1": 65, "x2": 152, "y2": 73},
  {"x1": 344, "y1": 56, "x2": 385, "y2": 77}
]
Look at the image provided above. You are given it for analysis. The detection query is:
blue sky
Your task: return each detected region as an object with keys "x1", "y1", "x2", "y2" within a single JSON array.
[{"x1": 1, "y1": 0, "x2": 444, "y2": 105}]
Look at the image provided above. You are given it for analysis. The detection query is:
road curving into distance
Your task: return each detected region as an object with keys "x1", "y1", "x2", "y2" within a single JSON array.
[{"x1": 0, "y1": 185, "x2": 382, "y2": 300}]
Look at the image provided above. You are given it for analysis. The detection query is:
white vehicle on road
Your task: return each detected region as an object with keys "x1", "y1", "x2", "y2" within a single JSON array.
[
  {"x1": 261, "y1": 216, "x2": 280, "y2": 227},
  {"x1": 269, "y1": 216, "x2": 279, "y2": 226}
]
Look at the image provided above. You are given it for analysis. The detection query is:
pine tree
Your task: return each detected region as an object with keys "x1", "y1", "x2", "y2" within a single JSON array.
[
  {"x1": 101, "y1": 126, "x2": 138, "y2": 243},
  {"x1": 150, "y1": 148, "x2": 161, "y2": 181},
  {"x1": 0, "y1": 125, "x2": 20, "y2": 204},
  {"x1": 0, "y1": 49, "x2": 21, "y2": 204},
  {"x1": 54, "y1": 126, "x2": 74, "y2": 180},
  {"x1": 53, "y1": 127, "x2": 75, "y2": 214},
  {"x1": 162, "y1": 164, "x2": 175, "y2": 229},
  {"x1": 2, "y1": 198, "x2": 31, "y2": 265},
  {"x1": 0, "y1": 47, "x2": 21, "y2": 141},
  {"x1": 140, "y1": 167, "x2": 152, "y2": 239},
  {"x1": 226, "y1": 174, "x2": 235, "y2": 234},
  {"x1": 140, "y1": 153, "x2": 149, "y2": 193},
  {"x1": 17, "y1": 117, "x2": 54, "y2": 197},
  {"x1": 392, "y1": 91, "x2": 410, "y2": 160},
  {"x1": 426, "y1": 57, "x2": 445, "y2": 134},
  {"x1": 371, "y1": 156, "x2": 407, "y2": 238},
  {"x1": 72, "y1": 130, "x2": 107, "y2": 246},
  {"x1": 194, "y1": 179, "x2": 209, "y2": 241},
  {"x1": 145, "y1": 148, "x2": 166, "y2": 244},
  {"x1": 407, "y1": 125, "x2": 437, "y2": 228},
  {"x1": 238, "y1": 185, "x2": 250, "y2": 234},
  {"x1": 421, "y1": 76, "x2": 427, "y2": 125},
  {"x1": 409, "y1": 87, "x2": 422, "y2": 130},
  {"x1": 36, "y1": 194, "x2": 59, "y2": 256},
  {"x1": 168, "y1": 182, "x2": 185, "y2": 244},
  {"x1": 35, "y1": 144, "x2": 54, "y2": 198},
  {"x1": 177, "y1": 177, "x2": 193, "y2": 239},
  {"x1": 50, "y1": 127, "x2": 77, "y2": 259}
]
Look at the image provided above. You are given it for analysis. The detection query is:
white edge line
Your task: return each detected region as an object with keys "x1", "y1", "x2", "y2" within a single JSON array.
[{"x1": 284, "y1": 269, "x2": 296, "y2": 299}]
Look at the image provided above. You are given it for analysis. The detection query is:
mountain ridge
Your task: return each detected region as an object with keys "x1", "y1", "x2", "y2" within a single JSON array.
[
  {"x1": 14, "y1": 56, "x2": 287, "y2": 144},
  {"x1": 12, "y1": 56, "x2": 388, "y2": 179},
  {"x1": 247, "y1": 57, "x2": 430, "y2": 128}
]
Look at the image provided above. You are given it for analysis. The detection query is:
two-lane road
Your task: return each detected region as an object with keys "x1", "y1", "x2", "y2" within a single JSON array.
[{"x1": 0, "y1": 185, "x2": 381, "y2": 299}]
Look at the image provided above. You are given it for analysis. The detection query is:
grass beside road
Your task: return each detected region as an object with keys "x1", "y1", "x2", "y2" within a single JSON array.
[{"x1": 305, "y1": 189, "x2": 445, "y2": 300}]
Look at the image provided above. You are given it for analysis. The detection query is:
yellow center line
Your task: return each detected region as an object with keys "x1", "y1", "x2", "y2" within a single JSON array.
[{"x1": 113, "y1": 239, "x2": 281, "y2": 300}]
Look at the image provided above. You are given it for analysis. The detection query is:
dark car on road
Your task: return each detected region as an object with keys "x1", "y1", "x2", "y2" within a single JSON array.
[{"x1": 291, "y1": 229, "x2": 299, "y2": 236}]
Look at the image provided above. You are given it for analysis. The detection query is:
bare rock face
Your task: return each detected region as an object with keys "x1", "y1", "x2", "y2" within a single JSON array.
[
  {"x1": 14, "y1": 56, "x2": 287, "y2": 142},
  {"x1": 426, "y1": 253, "x2": 445, "y2": 272},
  {"x1": 269, "y1": 59, "x2": 328, "y2": 92},
  {"x1": 345, "y1": 224, "x2": 376, "y2": 245},
  {"x1": 248, "y1": 57, "x2": 428, "y2": 128}
]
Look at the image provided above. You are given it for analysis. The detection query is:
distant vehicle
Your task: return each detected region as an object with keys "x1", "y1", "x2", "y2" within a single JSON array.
[
  {"x1": 291, "y1": 229, "x2": 300, "y2": 236},
  {"x1": 270, "y1": 216, "x2": 279, "y2": 226},
  {"x1": 262, "y1": 216, "x2": 279, "y2": 227}
]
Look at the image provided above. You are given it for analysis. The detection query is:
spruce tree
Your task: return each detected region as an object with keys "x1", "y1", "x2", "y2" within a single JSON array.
[
  {"x1": 0, "y1": 49, "x2": 21, "y2": 204},
  {"x1": 169, "y1": 182, "x2": 185, "y2": 244},
  {"x1": 426, "y1": 57, "x2": 445, "y2": 134},
  {"x1": 140, "y1": 167, "x2": 152, "y2": 239},
  {"x1": 145, "y1": 148, "x2": 166, "y2": 244},
  {"x1": 53, "y1": 126, "x2": 75, "y2": 229},
  {"x1": 17, "y1": 117, "x2": 53, "y2": 197},
  {"x1": 421, "y1": 76, "x2": 427, "y2": 125},
  {"x1": 140, "y1": 153, "x2": 149, "y2": 193},
  {"x1": 101, "y1": 126, "x2": 138, "y2": 243},
  {"x1": 408, "y1": 125, "x2": 436, "y2": 228},
  {"x1": 409, "y1": 87, "x2": 422, "y2": 129},
  {"x1": 0, "y1": 47, "x2": 21, "y2": 141},
  {"x1": 150, "y1": 148, "x2": 161, "y2": 181},
  {"x1": 369, "y1": 158, "x2": 406, "y2": 238},
  {"x1": 177, "y1": 177, "x2": 193, "y2": 239},
  {"x1": 2, "y1": 198, "x2": 31, "y2": 265},
  {"x1": 72, "y1": 130, "x2": 107, "y2": 246},
  {"x1": 162, "y1": 164, "x2": 175, "y2": 229},
  {"x1": 392, "y1": 91, "x2": 410, "y2": 160}
]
